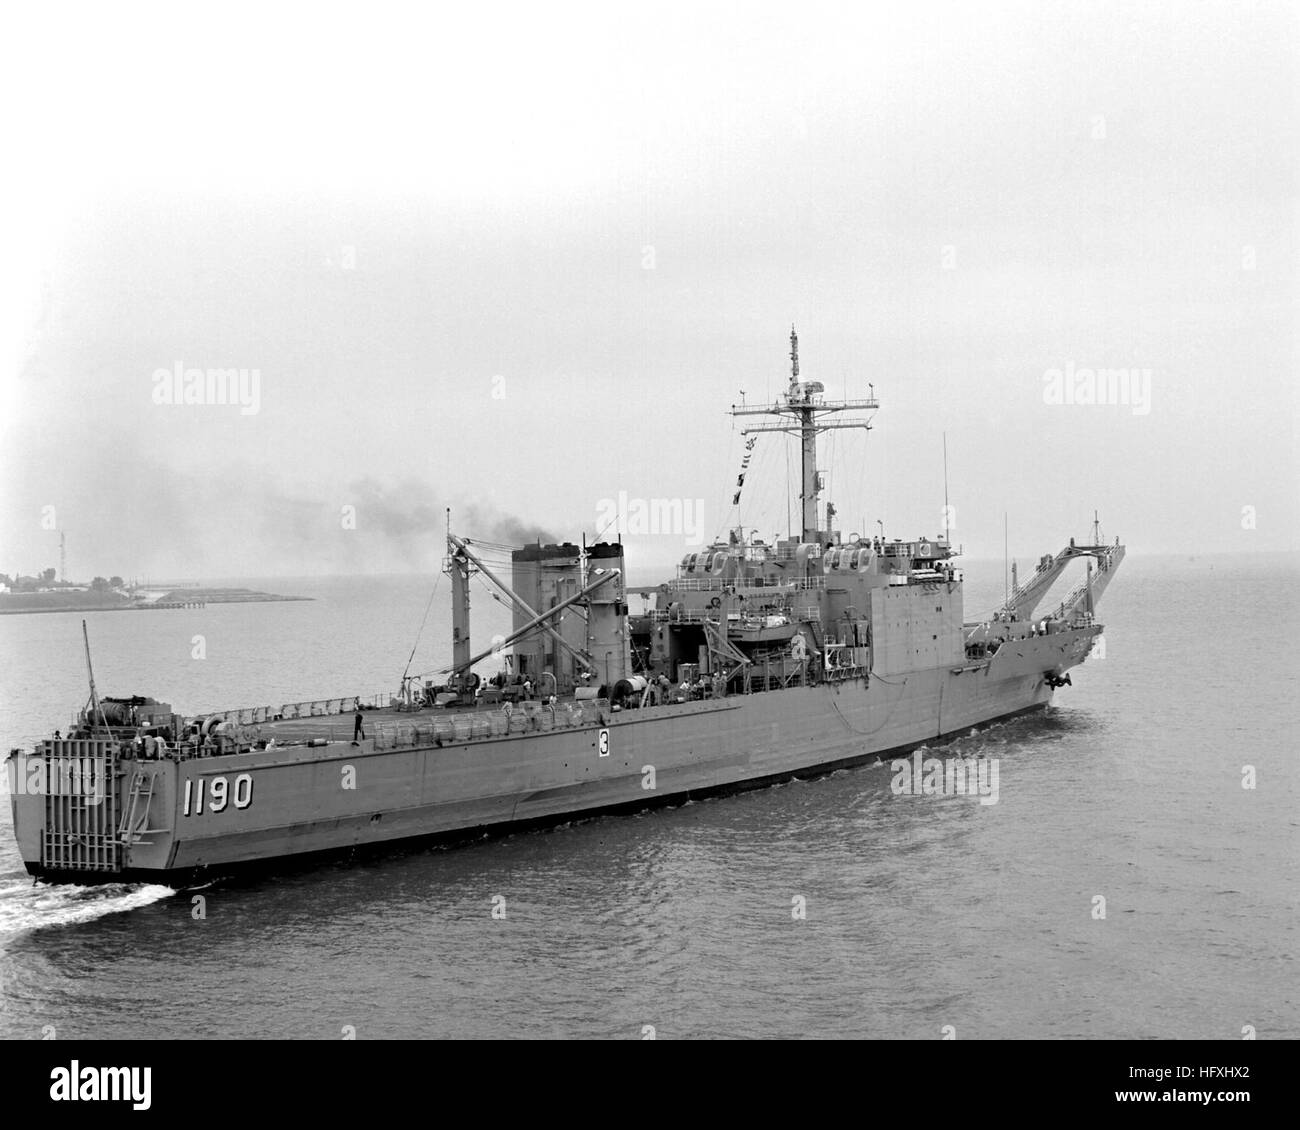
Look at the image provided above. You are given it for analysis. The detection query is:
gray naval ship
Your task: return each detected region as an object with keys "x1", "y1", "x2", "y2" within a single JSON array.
[{"x1": 7, "y1": 328, "x2": 1124, "y2": 886}]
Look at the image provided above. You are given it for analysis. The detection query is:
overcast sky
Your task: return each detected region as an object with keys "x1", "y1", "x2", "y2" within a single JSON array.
[{"x1": 1, "y1": 0, "x2": 1295, "y2": 580}]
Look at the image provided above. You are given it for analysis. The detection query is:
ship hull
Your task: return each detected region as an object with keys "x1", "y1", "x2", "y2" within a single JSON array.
[
  {"x1": 27, "y1": 700, "x2": 1050, "y2": 887},
  {"x1": 12, "y1": 626, "x2": 1097, "y2": 887}
]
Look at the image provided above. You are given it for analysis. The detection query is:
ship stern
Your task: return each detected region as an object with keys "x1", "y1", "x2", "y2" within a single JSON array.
[{"x1": 6, "y1": 741, "x2": 178, "y2": 885}]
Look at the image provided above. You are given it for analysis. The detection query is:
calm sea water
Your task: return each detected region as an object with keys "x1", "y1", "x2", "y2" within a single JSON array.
[{"x1": 1, "y1": 556, "x2": 1295, "y2": 1039}]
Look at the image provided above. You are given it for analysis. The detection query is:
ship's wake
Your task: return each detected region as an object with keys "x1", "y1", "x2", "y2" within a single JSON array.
[{"x1": 0, "y1": 874, "x2": 174, "y2": 941}]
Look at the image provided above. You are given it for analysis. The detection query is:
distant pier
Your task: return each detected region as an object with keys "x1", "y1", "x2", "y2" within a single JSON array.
[{"x1": 0, "y1": 588, "x2": 309, "y2": 615}]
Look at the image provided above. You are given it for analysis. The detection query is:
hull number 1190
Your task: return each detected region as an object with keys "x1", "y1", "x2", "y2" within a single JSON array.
[{"x1": 183, "y1": 774, "x2": 253, "y2": 817}]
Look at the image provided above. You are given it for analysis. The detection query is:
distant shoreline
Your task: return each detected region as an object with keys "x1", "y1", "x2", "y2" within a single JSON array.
[{"x1": 0, "y1": 588, "x2": 312, "y2": 615}]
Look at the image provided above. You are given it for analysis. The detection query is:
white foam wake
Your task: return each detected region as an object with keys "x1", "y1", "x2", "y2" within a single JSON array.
[{"x1": 0, "y1": 877, "x2": 174, "y2": 940}]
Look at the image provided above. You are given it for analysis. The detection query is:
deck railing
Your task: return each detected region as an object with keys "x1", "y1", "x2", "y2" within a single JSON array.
[
  {"x1": 648, "y1": 607, "x2": 821, "y2": 625},
  {"x1": 195, "y1": 691, "x2": 393, "y2": 726},
  {"x1": 372, "y1": 698, "x2": 614, "y2": 750},
  {"x1": 667, "y1": 575, "x2": 829, "y2": 592}
]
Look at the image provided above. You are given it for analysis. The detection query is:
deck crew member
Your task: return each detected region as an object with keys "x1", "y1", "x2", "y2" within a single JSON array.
[{"x1": 353, "y1": 710, "x2": 365, "y2": 745}]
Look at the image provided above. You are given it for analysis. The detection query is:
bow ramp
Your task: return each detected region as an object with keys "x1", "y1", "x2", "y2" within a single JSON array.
[{"x1": 1002, "y1": 529, "x2": 1125, "y2": 621}]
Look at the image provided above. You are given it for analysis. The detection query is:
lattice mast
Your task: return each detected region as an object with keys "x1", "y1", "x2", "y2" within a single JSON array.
[{"x1": 731, "y1": 326, "x2": 879, "y2": 543}]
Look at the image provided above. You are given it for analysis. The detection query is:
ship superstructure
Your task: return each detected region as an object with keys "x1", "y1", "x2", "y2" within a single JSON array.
[{"x1": 7, "y1": 329, "x2": 1124, "y2": 885}]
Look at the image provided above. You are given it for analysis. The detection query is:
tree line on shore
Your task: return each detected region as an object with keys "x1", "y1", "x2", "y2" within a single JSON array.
[{"x1": 0, "y1": 569, "x2": 125, "y2": 594}]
